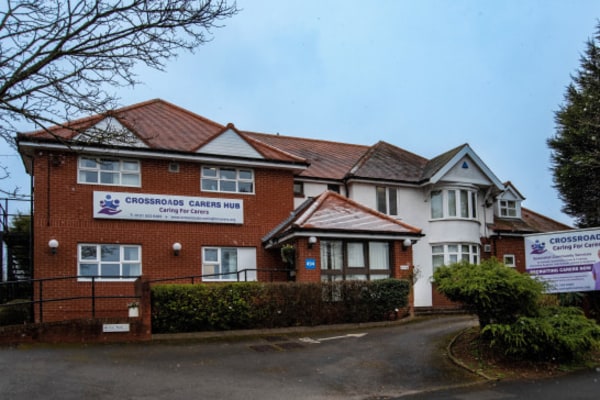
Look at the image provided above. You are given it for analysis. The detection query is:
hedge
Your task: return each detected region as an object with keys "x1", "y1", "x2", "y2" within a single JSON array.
[{"x1": 151, "y1": 279, "x2": 410, "y2": 333}]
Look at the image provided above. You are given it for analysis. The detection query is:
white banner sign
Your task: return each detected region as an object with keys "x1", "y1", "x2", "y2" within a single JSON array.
[
  {"x1": 93, "y1": 191, "x2": 243, "y2": 224},
  {"x1": 524, "y1": 228, "x2": 600, "y2": 293}
]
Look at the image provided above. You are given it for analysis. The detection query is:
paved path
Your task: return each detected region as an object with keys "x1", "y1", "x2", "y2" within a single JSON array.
[{"x1": 0, "y1": 315, "x2": 483, "y2": 399}]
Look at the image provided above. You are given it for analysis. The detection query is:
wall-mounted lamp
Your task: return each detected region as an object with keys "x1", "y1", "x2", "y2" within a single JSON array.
[
  {"x1": 402, "y1": 238, "x2": 412, "y2": 250},
  {"x1": 172, "y1": 242, "x2": 182, "y2": 256},
  {"x1": 308, "y1": 236, "x2": 318, "y2": 249},
  {"x1": 48, "y1": 239, "x2": 59, "y2": 255}
]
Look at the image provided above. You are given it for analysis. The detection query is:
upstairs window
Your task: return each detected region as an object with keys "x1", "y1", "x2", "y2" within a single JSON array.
[
  {"x1": 293, "y1": 182, "x2": 304, "y2": 196},
  {"x1": 201, "y1": 166, "x2": 254, "y2": 194},
  {"x1": 376, "y1": 187, "x2": 398, "y2": 216},
  {"x1": 430, "y1": 188, "x2": 477, "y2": 220},
  {"x1": 78, "y1": 157, "x2": 140, "y2": 187},
  {"x1": 499, "y1": 200, "x2": 518, "y2": 217}
]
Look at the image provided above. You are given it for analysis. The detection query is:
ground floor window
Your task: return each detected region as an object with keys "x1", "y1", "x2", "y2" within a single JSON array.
[
  {"x1": 320, "y1": 240, "x2": 390, "y2": 281},
  {"x1": 503, "y1": 254, "x2": 516, "y2": 267},
  {"x1": 431, "y1": 243, "x2": 479, "y2": 272},
  {"x1": 202, "y1": 247, "x2": 257, "y2": 281},
  {"x1": 78, "y1": 244, "x2": 141, "y2": 280}
]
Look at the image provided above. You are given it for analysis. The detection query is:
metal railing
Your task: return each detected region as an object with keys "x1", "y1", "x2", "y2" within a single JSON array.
[
  {"x1": 0, "y1": 268, "x2": 291, "y2": 324},
  {"x1": 146, "y1": 267, "x2": 290, "y2": 285},
  {"x1": 0, "y1": 275, "x2": 141, "y2": 323}
]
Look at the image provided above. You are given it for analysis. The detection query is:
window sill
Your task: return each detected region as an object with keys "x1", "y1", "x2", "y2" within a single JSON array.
[{"x1": 77, "y1": 278, "x2": 139, "y2": 282}]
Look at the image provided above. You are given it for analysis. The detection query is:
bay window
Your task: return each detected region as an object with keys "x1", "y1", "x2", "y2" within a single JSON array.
[
  {"x1": 430, "y1": 188, "x2": 478, "y2": 220},
  {"x1": 432, "y1": 243, "x2": 480, "y2": 272}
]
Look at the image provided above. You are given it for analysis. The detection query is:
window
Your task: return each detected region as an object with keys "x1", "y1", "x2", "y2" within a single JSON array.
[
  {"x1": 503, "y1": 254, "x2": 516, "y2": 267},
  {"x1": 201, "y1": 247, "x2": 257, "y2": 281},
  {"x1": 499, "y1": 200, "x2": 518, "y2": 217},
  {"x1": 430, "y1": 188, "x2": 477, "y2": 220},
  {"x1": 431, "y1": 243, "x2": 480, "y2": 272},
  {"x1": 293, "y1": 182, "x2": 304, "y2": 196},
  {"x1": 78, "y1": 157, "x2": 140, "y2": 186},
  {"x1": 78, "y1": 244, "x2": 141, "y2": 280},
  {"x1": 376, "y1": 187, "x2": 398, "y2": 216},
  {"x1": 201, "y1": 166, "x2": 254, "y2": 194},
  {"x1": 321, "y1": 240, "x2": 390, "y2": 281},
  {"x1": 203, "y1": 247, "x2": 238, "y2": 280}
]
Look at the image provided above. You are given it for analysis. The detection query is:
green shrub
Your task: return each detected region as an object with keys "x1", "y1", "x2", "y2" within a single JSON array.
[
  {"x1": 482, "y1": 306, "x2": 600, "y2": 362},
  {"x1": 433, "y1": 259, "x2": 545, "y2": 327},
  {"x1": 0, "y1": 299, "x2": 32, "y2": 326},
  {"x1": 151, "y1": 279, "x2": 410, "y2": 333}
]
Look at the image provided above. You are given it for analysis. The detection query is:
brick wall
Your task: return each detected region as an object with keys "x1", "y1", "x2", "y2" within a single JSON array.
[
  {"x1": 482, "y1": 236, "x2": 527, "y2": 273},
  {"x1": 32, "y1": 151, "x2": 296, "y2": 321}
]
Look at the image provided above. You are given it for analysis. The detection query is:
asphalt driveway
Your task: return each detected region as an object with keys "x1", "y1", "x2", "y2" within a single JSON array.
[{"x1": 0, "y1": 315, "x2": 482, "y2": 399}]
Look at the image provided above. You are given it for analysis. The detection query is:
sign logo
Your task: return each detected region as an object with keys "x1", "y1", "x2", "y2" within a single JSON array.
[
  {"x1": 98, "y1": 194, "x2": 122, "y2": 216},
  {"x1": 529, "y1": 239, "x2": 547, "y2": 255}
]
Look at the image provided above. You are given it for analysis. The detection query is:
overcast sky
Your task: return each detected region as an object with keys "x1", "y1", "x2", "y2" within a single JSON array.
[{"x1": 2, "y1": 0, "x2": 600, "y2": 225}]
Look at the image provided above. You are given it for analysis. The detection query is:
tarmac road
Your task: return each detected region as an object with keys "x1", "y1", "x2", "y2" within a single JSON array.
[{"x1": 0, "y1": 315, "x2": 485, "y2": 400}]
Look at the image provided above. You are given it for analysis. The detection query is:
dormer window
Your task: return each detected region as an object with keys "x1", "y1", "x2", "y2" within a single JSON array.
[{"x1": 499, "y1": 199, "x2": 519, "y2": 218}]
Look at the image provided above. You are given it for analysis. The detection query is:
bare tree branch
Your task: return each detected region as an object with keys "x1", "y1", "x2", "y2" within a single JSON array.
[{"x1": 0, "y1": 0, "x2": 238, "y2": 146}]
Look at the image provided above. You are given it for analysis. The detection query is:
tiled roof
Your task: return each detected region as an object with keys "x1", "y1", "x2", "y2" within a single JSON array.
[
  {"x1": 244, "y1": 131, "x2": 369, "y2": 180},
  {"x1": 20, "y1": 99, "x2": 305, "y2": 164},
  {"x1": 490, "y1": 207, "x2": 572, "y2": 234},
  {"x1": 348, "y1": 141, "x2": 428, "y2": 182},
  {"x1": 421, "y1": 143, "x2": 467, "y2": 181},
  {"x1": 263, "y1": 191, "x2": 422, "y2": 243}
]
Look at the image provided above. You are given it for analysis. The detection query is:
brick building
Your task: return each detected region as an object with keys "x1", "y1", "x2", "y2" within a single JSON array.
[{"x1": 17, "y1": 99, "x2": 570, "y2": 321}]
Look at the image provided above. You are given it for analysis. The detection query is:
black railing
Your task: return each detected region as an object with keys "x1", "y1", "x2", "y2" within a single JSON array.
[
  {"x1": 146, "y1": 267, "x2": 290, "y2": 285},
  {"x1": 0, "y1": 268, "x2": 290, "y2": 325},
  {"x1": 0, "y1": 275, "x2": 141, "y2": 324}
]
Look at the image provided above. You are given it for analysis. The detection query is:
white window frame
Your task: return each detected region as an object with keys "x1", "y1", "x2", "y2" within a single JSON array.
[
  {"x1": 503, "y1": 254, "x2": 516, "y2": 267},
  {"x1": 432, "y1": 243, "x2": 480, "y2": 272},
  {"x1": 430, "y1": 188, "x2": 477, "y2": 220},
  {"x1": 202, "y1": 247, "x2": 257, "y2": 282},
  {"x1": 78, "y1": 156, "x2": 141, "y2": 187},
  {"x1": 376, "y1": 186, "x2": 398, "y2": 216},
  {"x1": 78, "y1": 244, "x2": 141, "y2": 281},
  {"x1": 499, "y1": 199, "x2": 519, "y2": 218},
  {"x1": 201, "y1": 166, "x2": 254, "y2": 194}
]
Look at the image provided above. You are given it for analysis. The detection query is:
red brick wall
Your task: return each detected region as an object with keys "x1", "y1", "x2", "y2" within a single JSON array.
[
  {"x1": 32, "y1": 151, "x2": 295, "y2": 321},
  {"x1": 482, "y1": 236, "x2": 527, "y2": 273}
]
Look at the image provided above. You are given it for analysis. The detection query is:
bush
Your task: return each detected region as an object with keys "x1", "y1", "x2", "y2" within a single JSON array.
[
  {"x1": 151, "y1": 279, "x2": 410, "y2": 333},
  {"x1": 433, "y1": 259, "x2": 545, "y2": 327},
  {"x1": 482, "y1": 306, "x2": 600, "y2": 362}
]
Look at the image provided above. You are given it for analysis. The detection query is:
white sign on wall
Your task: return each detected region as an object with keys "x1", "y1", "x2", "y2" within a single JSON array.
[
  {"x1": 93, "y1": 191, "x2": 244, "y2": 224},
  {"x1": 524, "y1": 228, "x2": 600, "y2": 293}
]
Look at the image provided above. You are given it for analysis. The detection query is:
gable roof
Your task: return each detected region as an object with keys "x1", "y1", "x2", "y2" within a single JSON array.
[
  {"x1": 263, "y1": 191, "x2": 422, "y2": 246},
  {"x1": 422, "y1": 143, "x2": 505, "y2": 190},
  {"x1": 18, "y1": 99, "x2": 306, "y2": 166}
]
